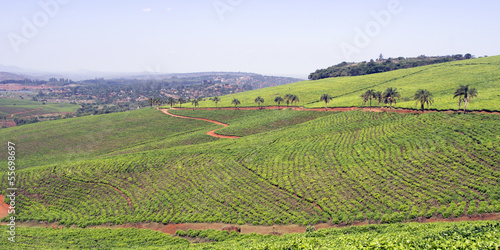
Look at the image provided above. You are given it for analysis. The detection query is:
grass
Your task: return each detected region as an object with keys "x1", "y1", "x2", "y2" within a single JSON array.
[
  {"x1": 181, "y1": 56, "x2": 500, "y2": 111},
  {"x1": 169, "y1": 109, "x2": 334, "y2": 136},
  {"x1": 0, "y1": 108, "x2": 218, "y2": 168}
]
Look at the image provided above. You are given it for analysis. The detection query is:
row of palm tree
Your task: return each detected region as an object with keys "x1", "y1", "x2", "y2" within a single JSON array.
[
  {"x1": 156, "y1": 85, "x2": 477, "y2": 113},
  {"x1": 358, "y1": 85, "x2": 477, "y2": 113}
]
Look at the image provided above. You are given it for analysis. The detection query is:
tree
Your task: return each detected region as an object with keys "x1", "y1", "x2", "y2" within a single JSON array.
[
  {"x1": 284, "y1": 93, "x2": 293, "y2": 108},
  {"x1": 382, "y1": 87, "x2": 401, "y2": 109},
  {"x1": 374, "y1": 91, "x2": 382, "y2": 107},
  {"x1": 274, "y1": 96, "x2": 284, "y2": 109},
  {"x1": 254, "y1": 96, "x2": 264, "y2": 109},
  {"x1": 210, "y1": 96, "x2": 221, "y2": 109},
  {"x1": 191, "y1": 98, "x2": 201, "y2": 111},
  {"x1": 361, "y1": 89, "x2": 376, "y2": 107},
  {"x1": 178, "y1": 98, "x2": 186, "y2": 108},
  {"x1": 319, "y1": 94, "x2": 333, "y2": 110},
  {"x1": 148, "y1": 98, "x2": 154, "y2": 108},
  {"x1": 290, "y1": 95, "x2": 300, "y2": 107},
  {"x1": 231, "y1": 98, "x2": 241, "y2": 109},
  {"x1": 166, "y1": 97, "x2": 176, "y2": 109},
  {"x1": 454, "y1": 85, "x2": 478, "y2": 113},
  {"x1": 413, "y1": 89, "x2": 434, "y2": 112}
]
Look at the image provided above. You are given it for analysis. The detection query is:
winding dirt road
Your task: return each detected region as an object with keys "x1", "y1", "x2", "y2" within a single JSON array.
[{"x1": 161, "y1": 109, "x2": 240, "y2": 139}]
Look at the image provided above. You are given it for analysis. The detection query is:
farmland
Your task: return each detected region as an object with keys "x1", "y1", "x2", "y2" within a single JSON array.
[
  {"x1": 182, "y1": 56, "x2": 500, "y2": 111},
  {"x1": 0, "y1": 98, "x2": 79, "y2": 119},
  {"x1": 0, "y1": 108, "x2": 218, "y2": 168},
  {"x1": 1, "y1": 109, "x2": 499, "y2": 229},
  {"x1": 1, "y1": 221, "x2": 499, "y2": 249}
]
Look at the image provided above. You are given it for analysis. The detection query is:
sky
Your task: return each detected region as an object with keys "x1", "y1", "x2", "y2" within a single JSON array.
[{"x1": 1, "y1": 0, "x2": 499, "y2": 78}]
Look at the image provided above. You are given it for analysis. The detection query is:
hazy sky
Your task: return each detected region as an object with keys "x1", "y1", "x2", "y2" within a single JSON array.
[{"x1": 1, "y1": 0, "x2": 499, "y2": 78}]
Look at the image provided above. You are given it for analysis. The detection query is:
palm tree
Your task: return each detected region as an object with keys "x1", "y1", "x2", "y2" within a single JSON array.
[
  {"x1": 361, "y1": 89, "x2": 376, "y2": 107},
  {"x1": 284, "y1": 93, "x2": 293, "y2": 108},
  {"x1": 454, "y1": 85, "x2": 478, "y2": 113},
  {"x1": 382, "y1": 87, "x2": 401, "y2": 109},
  {"x1": 274, "y1": 96, "x2": 284, "y2": 109},
  {"x1": 191, "y1": 98, "x2": 200, "y2": 111},
  {"x1": 231, "y1": 98, "x2": 241, "y2": 109},
  {"x1": 374, "y1": 91, "x2": 383, "y2": 107},
  {"x1": 210, "y1": 96, "x2": 221, "y2": 109},
  {"x1": 291, "y1": 95, "x2": 300, "y2": 107},
  {"x1": 178, "y1": 98, "x2": 186, "y2": 108},
  {"x1": 254, "y1": 96, "x2": 264, "y2": 109},
  {"x1": 166, "y1": 97, "x2": 176, "y2": 109},
  {"x1": 320, "y1": 94, "x2": 333, "y2": 110},
  {"x1": 413, "y1": 89, "x2": 434, "y2": 112},
  {"x1": 154, "y1": 98, "x2": 163, "y2": 108}
]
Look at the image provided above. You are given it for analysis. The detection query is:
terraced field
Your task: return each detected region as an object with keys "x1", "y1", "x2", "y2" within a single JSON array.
[
  {"x1": 2, "y1": 109, "x2": 499, "y2": 228},
  {"x1": 181, "y1": 56, "x2": 500, "y2": 111}
]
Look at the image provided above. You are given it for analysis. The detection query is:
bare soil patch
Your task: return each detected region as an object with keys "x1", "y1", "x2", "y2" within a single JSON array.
[
  {"x1": 4, "y1": 213, "x2": 499, "y2": 235},
  {"x1": 0, "y1": 195, "x2": 10, "y2": 218}
]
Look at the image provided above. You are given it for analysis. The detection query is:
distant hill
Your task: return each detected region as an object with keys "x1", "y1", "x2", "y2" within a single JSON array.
[
  {"x1": 189, "y1": 55, "x2": 500, "y2": 111},
  {"x1": 118, "y1": 72, "x2": 303, "y2": 90},
  {"x1": 309, "y1": 54, "x2": 475, "y2": 80},
  {"x1": 0, "y1": 72, "x2": 26, "y2": 81}
]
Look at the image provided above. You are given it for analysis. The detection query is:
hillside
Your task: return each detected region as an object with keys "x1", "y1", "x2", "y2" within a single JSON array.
[
  {"x1": 183, "y1": 56, "x2": 500, "y2": 111},
  {"x1": 308, "y1": 54, "x2": 473, "y2": 80},
  {"x1": 1, "y1": 109, "x2": 499, "y2": 228}
]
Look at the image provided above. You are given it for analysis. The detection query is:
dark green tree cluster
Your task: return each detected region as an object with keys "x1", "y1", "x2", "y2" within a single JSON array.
[{"x1": 309, "y1": 54, "x2": 473, "y2": 80}]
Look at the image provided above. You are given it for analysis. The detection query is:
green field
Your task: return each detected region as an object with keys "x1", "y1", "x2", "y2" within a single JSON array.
[
  {"x1": 2, "y1": 109, "x2": 499, "y2": 228},
  {"x1": 0, "y1": 108, "x2": 218, "y2": 168},
  {"x1": 0, "y1": 98, "x2": 79, "y2": 118},
  {"x1": 180, "y1": 56, "x2": 500, "y2": 111},
  {"x1": 1, "y1": 221, "x2": 499, "y2": 249},
  {"x1": 169, "y1": 109, "x2": 334, "y2": 136}
]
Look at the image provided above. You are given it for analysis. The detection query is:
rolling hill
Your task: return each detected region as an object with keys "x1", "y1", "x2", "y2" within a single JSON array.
[
  {"x1": 183, "y1": 56, "x2": 500, "y2": 111},
  {"x1": 1, "y1": 56, "x2": 499, "y2": 249},
  {"x1": 1, "y1": 108, "x2": 499, "y2": 229}
]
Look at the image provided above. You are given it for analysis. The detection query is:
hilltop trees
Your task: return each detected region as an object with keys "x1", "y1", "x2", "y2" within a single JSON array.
[
  {"x1": 414, "y1": 89, "x2": 434, "y2": 112},
  {"x1": 454, "y1": 85, "x2": 478, "y2": 113},
  {"x1": 383, "y1": 87, "x2": 401, "y2": 109},
  {"x1": 274, "y1": 96, "x2": 284, "y2": 109},
  {"x1": 210, "y1": 96, "x2": 221, "y2": 109},
  {"x1": 232, "y1": 98, "x2": 241, "y2": 109},
  {"x1": 254, "y1": 96, "x2": 265, "y2": 109},
  {"x1": 320, "y1": 94, "x2": 333, "y2": 110}
]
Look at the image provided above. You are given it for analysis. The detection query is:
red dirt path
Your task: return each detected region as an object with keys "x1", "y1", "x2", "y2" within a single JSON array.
[
  {"x1": 170, "y1": 106, "x2": 500, "y2": 115},
  {"x1": 4, "y1": 213, "x2": 499, "y2": 235},
  {"x1": 161, "y1": 109, "x2": 241, "y2": 139},
  {"x1": 0, "y1": 195, "x2": 10, "y2": 218}
]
